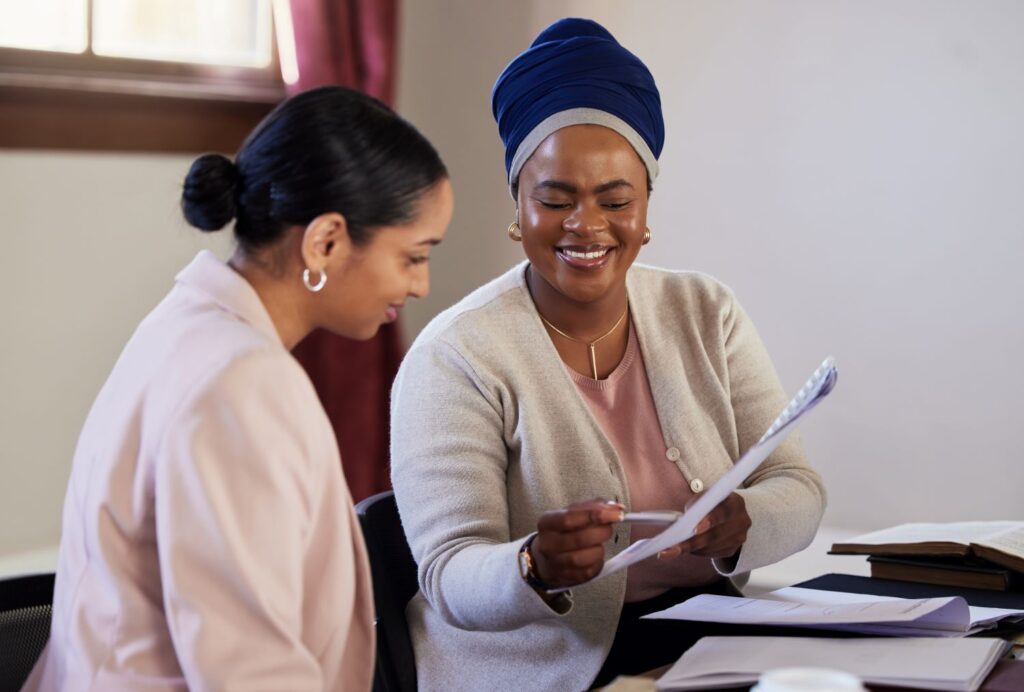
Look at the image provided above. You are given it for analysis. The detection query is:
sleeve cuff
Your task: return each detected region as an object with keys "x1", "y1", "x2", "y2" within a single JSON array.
[{"x1": 518, "y1": 533, "x2": 574, "y2": 615}]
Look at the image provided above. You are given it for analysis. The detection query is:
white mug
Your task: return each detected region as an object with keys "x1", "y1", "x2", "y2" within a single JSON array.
[{"x1": 751, "y1": 667, "x2": 867, "y2": 692}]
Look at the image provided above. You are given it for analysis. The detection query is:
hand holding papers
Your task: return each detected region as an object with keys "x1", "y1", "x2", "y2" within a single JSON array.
[{"x1": 588, "y1": 357, "x2": 838, "y2": 585}]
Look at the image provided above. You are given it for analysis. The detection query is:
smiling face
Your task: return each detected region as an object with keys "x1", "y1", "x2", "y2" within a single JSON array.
[
  {"x1": 516, "y1": 125, "x2": 649, "y2": 308},
  {"x1": 319, "y1": 178, "x2": 453, "y2": 340}
]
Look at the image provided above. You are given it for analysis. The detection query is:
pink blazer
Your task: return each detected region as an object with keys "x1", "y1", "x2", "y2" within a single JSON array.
[{"x1": 24, "y1": 251, "x2": 374, "y2": 691}]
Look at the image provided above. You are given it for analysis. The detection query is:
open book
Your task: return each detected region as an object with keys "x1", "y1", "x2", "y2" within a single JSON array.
[{"x1": 830, "y1": 522, "x2": 1024, "y2": 575}]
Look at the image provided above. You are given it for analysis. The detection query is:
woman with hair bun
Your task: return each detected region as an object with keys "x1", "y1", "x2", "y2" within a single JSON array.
[{"x1": 25, "y1": 86, "x2": 452, "y2": 691}]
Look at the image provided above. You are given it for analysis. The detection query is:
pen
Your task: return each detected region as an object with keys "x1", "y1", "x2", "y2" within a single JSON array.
[{"x1": 620, "y1": 510, "x2": 681, "y2": 525}]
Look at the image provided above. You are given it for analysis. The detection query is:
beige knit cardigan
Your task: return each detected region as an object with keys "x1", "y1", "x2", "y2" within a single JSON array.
[{"x1": 390, "y1": 261, "x2": 826, "y2": 691}]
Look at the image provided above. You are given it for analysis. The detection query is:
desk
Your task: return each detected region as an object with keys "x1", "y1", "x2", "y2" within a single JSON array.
[{"x1": 601, "y1": 573, "x2": 1024, "y2": 692}]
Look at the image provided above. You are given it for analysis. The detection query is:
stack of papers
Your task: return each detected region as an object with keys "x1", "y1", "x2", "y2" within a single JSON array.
[
  {"x1": 656, "y1": 636, "x2": 1011, "y2": 691},
  {"x1": 642, "y1": 586, "x2": 1024, "y2": 636}
]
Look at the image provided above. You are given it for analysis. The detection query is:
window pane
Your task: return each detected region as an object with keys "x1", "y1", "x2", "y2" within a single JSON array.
[
  {"x1": 92, "y1": 0, "x2": 273, "y2": 68},
  {"x1": 0, "y1": 0, "x2": 88, "y2": 53}
]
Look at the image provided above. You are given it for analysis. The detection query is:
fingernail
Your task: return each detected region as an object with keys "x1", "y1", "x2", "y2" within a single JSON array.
[{"x1": 601, "y1": 508, "x2": 625, "y2": 522}]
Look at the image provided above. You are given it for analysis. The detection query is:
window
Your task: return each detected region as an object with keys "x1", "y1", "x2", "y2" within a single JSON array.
[{"x1": 0, "y1": 0, "x2": 295, "y2": 152}]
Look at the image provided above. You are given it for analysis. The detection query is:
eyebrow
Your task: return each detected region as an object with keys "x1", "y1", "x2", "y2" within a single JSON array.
[
  {"x1": 532, "y1": 178, "x2": 635, "y2": 195},
  {"x1": 595, "y1": 179, "x2": 634, "y2": 194},
  {"x1": 416, "y1": 238, "x2": 442, "y2": 246}
]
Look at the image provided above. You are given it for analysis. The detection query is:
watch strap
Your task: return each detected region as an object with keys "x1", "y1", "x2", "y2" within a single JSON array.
[{"x1": 519, "y1": 533, "x2": 549, "y2": 590}]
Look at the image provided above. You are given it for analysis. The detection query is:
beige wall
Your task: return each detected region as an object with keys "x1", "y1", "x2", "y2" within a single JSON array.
[
  {"x1": 2, "y1": 0, "x2": 1023, "y2": 562},
  {"x1": 0, "y1": 152, "x2": 232, "y2": 556},
  {"x1": 393, "y1": 0, "x2": 528, "y2": 337}
]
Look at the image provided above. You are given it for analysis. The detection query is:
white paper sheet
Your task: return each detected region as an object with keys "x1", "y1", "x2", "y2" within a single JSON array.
[
  {"x1": 656, "y1": 636, "x2": 1011, "y2": 692},
  {"x1": 761, "y1": 587, "x2": 1024, "y2": 629},
  {"x1": 642, "y1": 586, "x2": 1024, "y2": 637}
]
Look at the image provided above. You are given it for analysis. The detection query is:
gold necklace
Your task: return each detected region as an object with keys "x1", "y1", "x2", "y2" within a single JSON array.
[{"x1": 539, "y1": 304, "x2": 629, "y2": 379}]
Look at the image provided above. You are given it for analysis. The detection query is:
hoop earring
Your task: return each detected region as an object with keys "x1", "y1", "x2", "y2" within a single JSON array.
[
  {"x1": 507, "y1": 221, "x2": 522, "y2": 242},
  {"x1": 303, "y1": 267, "x2": 327, "y2": 293},
  {"x1": 642, "y1": 227, "x2": 652, "y2": 245}
]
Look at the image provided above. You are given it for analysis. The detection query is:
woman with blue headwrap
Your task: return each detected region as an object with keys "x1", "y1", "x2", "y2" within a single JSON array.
[{"x1": 390, "y1": 18, "x2": 825, "y2": 689}]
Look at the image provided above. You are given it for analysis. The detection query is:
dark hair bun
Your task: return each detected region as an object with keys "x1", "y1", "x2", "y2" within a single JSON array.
[
  {"x1": 180, "y1": 87, "x2": 446, "y2": 248},
  {"x1": 181, "y1": 153, "x2": 240, "y2": 232}
]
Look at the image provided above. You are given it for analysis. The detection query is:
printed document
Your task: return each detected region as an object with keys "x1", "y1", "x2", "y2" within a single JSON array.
[
  {"x1": 589, "y1": 357, "x2": 838, "y2": 583},
  {"x1": 642, "y1": 586, "x2": 1024, "y2": 636}
]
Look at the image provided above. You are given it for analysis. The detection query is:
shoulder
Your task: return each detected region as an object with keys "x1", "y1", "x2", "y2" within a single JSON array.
[
  {"x1": 395, "y1": 263, "x2": 550, "y2": 406},
  {"x1": 162, "y1": 346, "x2": 334, "y2": 480},
  {"x1": 628, "y1": 264, "x2": 738, "y2": 321},
  {"x1": 164, "y1": 327, "x2": 323, "y2": 440},
  {"x1": 406, "y1": 262, "x2": 534, "y2": 356},
  {"x1": 207, "y1": 347, "x2": 313, "y2": 400}
]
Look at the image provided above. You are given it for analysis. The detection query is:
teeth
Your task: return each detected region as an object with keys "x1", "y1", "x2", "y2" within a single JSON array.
[{"x1": 562, "y1": 248, "x2": 609, "y2": 260}]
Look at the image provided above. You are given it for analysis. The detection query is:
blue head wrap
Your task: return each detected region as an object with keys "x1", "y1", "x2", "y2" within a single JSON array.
[{"x1": 491, "y1": 17, "x2": 664, "y2": 195}]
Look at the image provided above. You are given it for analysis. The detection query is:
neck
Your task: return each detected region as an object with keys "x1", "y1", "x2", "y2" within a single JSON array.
[
  {"x1": 228, "y1": 247, "x2": 313, "y2": 351},
  {"x1": 526, "y1": 265, "x2": 629, "y2": 341}
]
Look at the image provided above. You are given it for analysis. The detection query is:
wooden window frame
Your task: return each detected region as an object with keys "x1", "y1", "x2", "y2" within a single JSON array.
[{"x1": 0, "y1": 7, "x2": 286, "y2": 154}]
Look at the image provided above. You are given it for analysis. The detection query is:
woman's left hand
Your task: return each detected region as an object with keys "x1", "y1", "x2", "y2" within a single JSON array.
[{"x1": 656, "y1": 492, "x2": 751, "y2": 560}]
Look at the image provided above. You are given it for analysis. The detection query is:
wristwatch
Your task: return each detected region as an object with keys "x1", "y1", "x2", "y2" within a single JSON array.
[{"x1": 517, "y1": 534, "x2": 548, "y2": 590}]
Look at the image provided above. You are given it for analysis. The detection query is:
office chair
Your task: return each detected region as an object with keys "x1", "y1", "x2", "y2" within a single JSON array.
[
  {"x1": 355, "y1": 490, "x2": 418, "y2": 692},
  {"x1": 0, "y1": 572, "x2": 55, "y2": 691}
]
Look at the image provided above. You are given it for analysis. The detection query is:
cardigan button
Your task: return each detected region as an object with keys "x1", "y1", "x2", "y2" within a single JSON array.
[
  {"x1": 665, "y1": 447, "x2": 681, "y2": 461},
  {"x1": 690, "y1": 478, "x2": 704, "y2": 493}
]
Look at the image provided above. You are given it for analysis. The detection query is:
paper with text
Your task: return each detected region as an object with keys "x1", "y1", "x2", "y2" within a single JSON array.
[
  {"x1": 641, "y1": 586, "x2": 1024, "y2": 636},
  {"x1": 588, "y1": 357, "x2": 838, "y2": 584}
]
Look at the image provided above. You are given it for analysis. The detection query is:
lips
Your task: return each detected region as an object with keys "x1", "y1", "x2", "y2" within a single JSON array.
[
  {"x1": 384, "y1": 306, "x2": 400, "y2": 323},
  {"x1": 555, "y1": 245, "x2": 615, "y2": 270}
]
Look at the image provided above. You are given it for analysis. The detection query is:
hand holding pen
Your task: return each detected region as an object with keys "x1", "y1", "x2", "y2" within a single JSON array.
[
  {"x1": 531, "y1": 499, "x2": 623, "y2": 588},
  {"x1": 529, "y1": 493, "x2": 751, "y2": 589}
]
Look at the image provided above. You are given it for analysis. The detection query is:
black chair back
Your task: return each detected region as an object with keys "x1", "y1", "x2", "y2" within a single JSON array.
[
  {"x1": 355, "y1": 491, "x2": 418, "y2": 692},
  {"x1": 0, "y1": 572, "x2": 55, "y2": 691}
]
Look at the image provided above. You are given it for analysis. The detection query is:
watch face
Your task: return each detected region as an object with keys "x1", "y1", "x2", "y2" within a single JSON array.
[{"x1": 518, "y1": 549, "x2": 531, "y2": 578}]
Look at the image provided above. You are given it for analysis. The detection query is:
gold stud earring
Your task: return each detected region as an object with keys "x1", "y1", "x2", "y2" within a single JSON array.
[
  {"x1": 642, "y1": 227, "x2": 652, "y2": 245},
  {"x1": 508, "y1": 221, "x2": 522, "y2": 242}
]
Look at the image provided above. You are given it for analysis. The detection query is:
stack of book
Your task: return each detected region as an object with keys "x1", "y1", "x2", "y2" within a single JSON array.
[{"x1": 830, "y1": 521, "x2": 1024, "y2": 592}]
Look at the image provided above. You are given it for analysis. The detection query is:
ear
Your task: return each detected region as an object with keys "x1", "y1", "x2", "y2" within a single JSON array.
[{"x1": 300, "y1": 212, "x2": 353, "y2": 274}]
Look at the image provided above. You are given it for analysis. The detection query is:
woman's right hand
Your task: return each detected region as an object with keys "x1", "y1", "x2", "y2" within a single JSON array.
[{"x1": 531, "y1": 499, "x2": 624, "y2": 588}]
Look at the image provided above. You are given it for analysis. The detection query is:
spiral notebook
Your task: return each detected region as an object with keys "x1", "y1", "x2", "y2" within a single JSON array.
[{"x1": 562, "y1": 356, "x2": 839, "y2": 588}]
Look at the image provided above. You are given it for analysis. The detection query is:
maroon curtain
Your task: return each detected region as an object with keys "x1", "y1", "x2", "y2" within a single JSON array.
[{"x1": 286, "y1": 0, "x2": 402, "y2": 501}]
